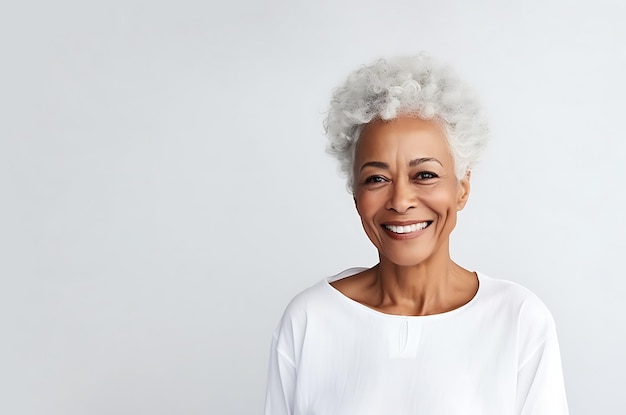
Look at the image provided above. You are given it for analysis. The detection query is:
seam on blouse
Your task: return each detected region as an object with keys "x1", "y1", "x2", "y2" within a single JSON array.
[
  {"x1": 518, "y1": 338, "x2": 547, "y2": 371},
  {"x1": 276, "y1": 347, "x2": 296, "y2": 368}
]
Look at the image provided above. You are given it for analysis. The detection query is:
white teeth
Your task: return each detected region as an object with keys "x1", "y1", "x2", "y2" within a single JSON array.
[{"x1": 384, "y1": 222, "x2": 430, "y2": 234}]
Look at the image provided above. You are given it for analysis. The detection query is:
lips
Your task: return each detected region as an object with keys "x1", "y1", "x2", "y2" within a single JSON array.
[{"x1": 383, "y1": 221, "x2": 432, "y2": 234}]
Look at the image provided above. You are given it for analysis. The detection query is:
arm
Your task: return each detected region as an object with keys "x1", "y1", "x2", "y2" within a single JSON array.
[
  {"x1": 514, "y1": 301, "x2": 569, "y2": 414},
  {"x1": 264, "y1": 333, "x2": 297, "y2": 415}
]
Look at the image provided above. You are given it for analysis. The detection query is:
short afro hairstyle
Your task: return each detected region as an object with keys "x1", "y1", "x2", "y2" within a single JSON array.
[{"x1": 324, "y1": 53, "x2": 489, "y2": 191}]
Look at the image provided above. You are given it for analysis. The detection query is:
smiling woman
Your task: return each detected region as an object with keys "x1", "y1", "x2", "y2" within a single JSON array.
[
  {"x1": 352, "y1": 117, "x2": 469, "y2": 271},
  {"x1": 264, "y1": 54, "x2": 569, "y2": 415}
]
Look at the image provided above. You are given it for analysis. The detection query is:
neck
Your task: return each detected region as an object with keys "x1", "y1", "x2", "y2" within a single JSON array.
[{"x1": 371, "y1": 248, "x2": 476, "y2": 316}]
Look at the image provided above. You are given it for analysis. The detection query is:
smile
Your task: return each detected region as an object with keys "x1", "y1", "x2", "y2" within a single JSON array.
[{"x1": 383, "y1": 221, "x2": 432, "y2": 234}]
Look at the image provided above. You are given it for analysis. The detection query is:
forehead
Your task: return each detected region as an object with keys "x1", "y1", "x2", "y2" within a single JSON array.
[{"x1": 355, "y1": 117, "x2": 452, "y2": 165}]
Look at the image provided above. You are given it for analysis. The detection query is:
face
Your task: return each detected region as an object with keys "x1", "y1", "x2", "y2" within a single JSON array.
[{"x1": 353, "y1": 117, "x2": 470, "y2": 267}]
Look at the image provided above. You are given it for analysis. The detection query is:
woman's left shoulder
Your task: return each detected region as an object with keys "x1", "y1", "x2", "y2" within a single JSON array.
[{"x1": 477, "y1": 273, "x2": 555, "y2": 322}]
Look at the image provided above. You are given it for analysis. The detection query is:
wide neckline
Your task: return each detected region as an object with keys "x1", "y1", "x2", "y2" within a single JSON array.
[{"x1": 324, "y1": 267, "x2": 483, "y2": 320}]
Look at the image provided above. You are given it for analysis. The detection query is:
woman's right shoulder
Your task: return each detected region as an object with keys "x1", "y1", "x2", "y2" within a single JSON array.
[{"x1": 277, "y1": 267, "x2": 368, "y2": 323}]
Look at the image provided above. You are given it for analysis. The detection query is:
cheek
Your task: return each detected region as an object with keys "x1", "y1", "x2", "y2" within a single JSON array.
[
  {"x1": 355, "y1": 193, "x2": 382, "y2": 234},
  {"x1": 354, "y1": 191, "x2": 374, "y2": 217},
  {"x1": 422, "y1": 188, "x2": 462, "y2": 218},
  {"x1": 430, "y1": 191, "x2": 460, "y2": 230},
  {"x1": 356, "y1": 202, "x2": 377, "y2": 229},
  {"x1": 423, "y1": 190, "x2": 452, "y2": 209}
]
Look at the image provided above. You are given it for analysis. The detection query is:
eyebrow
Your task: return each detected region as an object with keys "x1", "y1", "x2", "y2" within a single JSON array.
[
  {"x1": 359, "y1": 157, "x2": 443, "y2": 171},
  {"x1": 410, "y1": 157, "x2": 443, "y2": 167}
]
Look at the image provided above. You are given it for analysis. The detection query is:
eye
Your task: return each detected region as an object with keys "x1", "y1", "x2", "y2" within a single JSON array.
[
  {"x1": 365, "y1": 175, "x2": 386, "y2": 183},
  {"x1": 363, "y1": 175, "x2": 388, "y2": 185},
  {"x1": 414, "y1": 171, "x2": 438, "y2": 180}
]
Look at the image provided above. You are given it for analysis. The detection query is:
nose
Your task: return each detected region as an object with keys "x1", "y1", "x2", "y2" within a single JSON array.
[{"x1": 385, "y1": 179, "x2": 416, "y2": 213}]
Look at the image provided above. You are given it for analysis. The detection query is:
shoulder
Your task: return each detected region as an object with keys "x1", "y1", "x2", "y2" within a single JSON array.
[
  {"x1": 280, "y1": 267, "x2": 367, "y2": 319},
  {"x1": 274, "y1": 267, "x2": 366, "y2": 330},
  {"x1": 270, "y1": 268, "x2": 366, "y2": 362},
  {"x1": 479, "y1": 274, "x2": 553, "y2": 313},
  {"x1": 478, "y1": 273, "x2": 557, "y2": 338}
]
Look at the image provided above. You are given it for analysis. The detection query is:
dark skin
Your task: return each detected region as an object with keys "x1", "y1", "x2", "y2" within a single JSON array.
[{"x1": 331, "y1": 117, "x2": 478, "y2": 316}]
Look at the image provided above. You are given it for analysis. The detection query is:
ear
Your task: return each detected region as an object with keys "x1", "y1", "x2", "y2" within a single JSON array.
[{"x1": 456, "y1": 171, "x2": 471, "y2": 211}]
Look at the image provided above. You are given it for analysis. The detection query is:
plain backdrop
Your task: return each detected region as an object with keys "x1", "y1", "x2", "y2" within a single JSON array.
[{"x1": 1, "y1": 0, "x2": 625, "y2": 414}]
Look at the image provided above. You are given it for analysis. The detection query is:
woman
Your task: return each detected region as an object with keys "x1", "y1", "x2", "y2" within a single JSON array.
[{"x1": 264, "y1": 54, "x2": 568, "y2": 415}]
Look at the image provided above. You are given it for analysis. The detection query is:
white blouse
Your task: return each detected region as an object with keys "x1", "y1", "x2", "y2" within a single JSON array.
[{"x1": 265, "y1": 268, "x2": 568, "y2": 415}]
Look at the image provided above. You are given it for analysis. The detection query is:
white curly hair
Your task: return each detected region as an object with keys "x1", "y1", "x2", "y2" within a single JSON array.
[{"x1": 324, "y1": 53, "x2": 489, "y2": 192}]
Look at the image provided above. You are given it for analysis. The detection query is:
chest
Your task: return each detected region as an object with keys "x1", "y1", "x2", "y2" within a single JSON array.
[{"x1": 293, "y1": 316, "x2": 517, "y2": 415}]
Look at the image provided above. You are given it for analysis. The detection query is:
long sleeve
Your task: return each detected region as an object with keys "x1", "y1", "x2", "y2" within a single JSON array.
[
  {"x1": 264, "y1": 333, "x2": 297, "y2": 415},
  {"x1": 514, "y1": 300, "x2": 569, "y2": 415}
]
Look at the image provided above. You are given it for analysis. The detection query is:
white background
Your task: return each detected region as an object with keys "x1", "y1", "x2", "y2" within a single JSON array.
[{"x1": 1, "y1": 0, "x2": 625, "y2": 414}]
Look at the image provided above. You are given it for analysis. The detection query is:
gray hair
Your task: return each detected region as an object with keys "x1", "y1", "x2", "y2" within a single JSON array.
[{"x1": 324, "y1": 53, "x2": 489, "y2": 191}]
